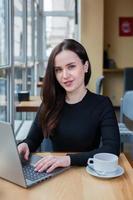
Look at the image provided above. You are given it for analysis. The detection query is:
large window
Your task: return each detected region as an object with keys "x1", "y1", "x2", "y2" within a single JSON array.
[
  {"x1": 0, "y1": 0, "x2": 10, "y2": 122},
  {"x1": 27, "y1": 0, "x2": 32, "y2": 61},
  {"x1": 14, "y1": 0, "x2": 23, "y2": 61},
  {"x1": 43, "y1": 0, "x2": 77, "y2": 59},
  {"x1": 14, "y1": 0, "x2": 37, "y2": 126},
  {"x1": 0, "y1": 69, "x2": 7, "y2": 121},
  {"x1": 45, "y1": 16, "x2": 74, "y2": 56},
  {"x1": 0, "y1": 0, "x2": 80, "y2": 130},
  {"x1": 34, "y1": 0, "x2": 79, "y2": 84},
  {"x1": 0, "y1": 0, "x2": 9, "y2": 66},
  {"x1": 14, "y1": 0, "x2": 23, "y2": 117}
]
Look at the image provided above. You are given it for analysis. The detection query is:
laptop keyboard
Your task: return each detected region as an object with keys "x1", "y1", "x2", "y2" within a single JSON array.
[{"x1": 23, "y1": 165, "x2": 48, "y2": 181}]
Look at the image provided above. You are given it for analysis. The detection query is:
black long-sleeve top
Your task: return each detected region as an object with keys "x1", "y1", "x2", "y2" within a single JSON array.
[{"x1": 23, "y1": 90, "x2": 120, "y2": 166}]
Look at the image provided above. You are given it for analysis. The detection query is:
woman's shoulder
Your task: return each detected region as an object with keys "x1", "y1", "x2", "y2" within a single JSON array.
[
  {"x1": 87, "y1": 89, "x2": 109, "y2": 100},
  {"x1": 86, "y1": 90, "x2": 112, "y2": 106},
  {"x1": 85, "y1": 90, "x2": 114, "y2": 115}
]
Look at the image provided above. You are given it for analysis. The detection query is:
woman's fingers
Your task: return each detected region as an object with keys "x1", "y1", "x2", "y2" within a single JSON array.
[
  {"x1": 35, "y1": 158, "x2": 56, "y2": 172},
  {"x1": 35, "y1": 155, "x2": 53, "y2": 166},
  {"x1": 34, "y1": 156, "x2": 70, "y2": 173},
  {"x1": 18, "y1": 143, "x2": 30, "y2": 160},
  {"x1": 18, "y1": 144, "x2": 24, "y2": 154},
  {"x1": 24, "y1": 148, "x2": 30, "y2": 160},
  {"x1": 46, "y1": 162, "x2": 59, "y2": 173}
]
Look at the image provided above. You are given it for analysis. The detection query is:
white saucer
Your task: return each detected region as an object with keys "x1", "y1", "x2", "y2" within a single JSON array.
[{"x1": 86, "y1": 165, "x2": 124, "y2": 179}]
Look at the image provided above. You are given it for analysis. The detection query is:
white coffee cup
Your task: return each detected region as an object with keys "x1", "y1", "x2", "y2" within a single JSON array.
[{"x1": 87, "y1": 153, "x2": 118, "y2": 174}]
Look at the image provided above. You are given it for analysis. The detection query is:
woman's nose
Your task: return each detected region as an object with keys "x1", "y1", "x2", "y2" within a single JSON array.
[{"x1": 62, "y1": 69, "x2": 69, "y2": 78}]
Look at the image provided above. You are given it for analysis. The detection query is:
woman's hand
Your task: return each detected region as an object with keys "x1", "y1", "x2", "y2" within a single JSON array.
[
  {"x1": 18, "y1": 142, "x2": 30, "y2": 160},
  {"x1": 34, "y1": 155, "x2": 71, "y2": 173}
]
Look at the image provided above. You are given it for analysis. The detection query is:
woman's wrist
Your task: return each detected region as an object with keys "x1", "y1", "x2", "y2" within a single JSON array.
[{"x1": 66, "y1": 155, "x2": 71, "y2": 166}]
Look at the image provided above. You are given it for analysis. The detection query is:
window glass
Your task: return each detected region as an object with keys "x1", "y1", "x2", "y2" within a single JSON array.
[
  {"x1": 0, "y1": 0, "x2": 8, "y2": 66},
  {"x1": 14, "y1": 63, "x2": 23, "y2": 123},
  {"x1": 0, "y1": 69, "x2": 7, "y2": 121},
  {"x1": 14, "y1": 0, "x2": 23, "y2": 104},
  {"x1": 27, "y1": 64, "x2": 34, "y2": 95},
  {"x1": 14, "y1": 65, "x2": 23, "y2": 93},
  {"x1": 27, "y1": 0, "x2": 32, "y2": 61},
  {"x1": 46, "y1": 16, "x2": 74, "y2": 57},
  {"x1": 14, "y1": 0, "x2": 23, "y2": 61},
  {"x1": 43, "y1": 0, "x2": 75, "y2": 58},
  {"x1": 27, "y1": 1, "x2": 34, "y2": 96},
  {"x1": 34, "y1": 2, "x2": 37, "y2": 61},
  {"x1": 44, "y1": 0, "x2": 74, "y2": 11}
]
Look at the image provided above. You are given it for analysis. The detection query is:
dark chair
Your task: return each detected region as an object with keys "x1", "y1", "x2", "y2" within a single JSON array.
[
  {"x1": 118, "y1": 91, "x2": 133, "y2": 151},
  {"x1": 123, "y1": 67, "x2": 133, "y2": 93},
  {"x1": 95, "y1": 75, "x2": 104, "y2": 94}
]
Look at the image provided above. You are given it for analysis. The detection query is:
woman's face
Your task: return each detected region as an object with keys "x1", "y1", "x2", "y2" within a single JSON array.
[{"x1": 54, "y1": 50, "x2": 88, "y2": 93}]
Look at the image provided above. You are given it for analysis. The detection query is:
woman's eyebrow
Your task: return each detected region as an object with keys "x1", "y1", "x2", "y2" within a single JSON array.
[
  {"x1": 54, "y1": 66, "x2": 62, "y2": 68},
  {"x1": 54, "y1": 62, "x2": 76, "y2": 68},
  {"x1": 66, "y1": 62, "x2": 75, "y2": 66}
]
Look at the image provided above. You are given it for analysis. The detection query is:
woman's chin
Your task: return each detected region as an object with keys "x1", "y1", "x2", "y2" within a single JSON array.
[{"x1": 63, "y1": 87, "x2": 75, "y2": 93}]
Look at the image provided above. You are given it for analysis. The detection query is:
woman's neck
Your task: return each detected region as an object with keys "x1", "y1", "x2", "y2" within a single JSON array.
[{"x1": 65, "y1": 87, "x2": 87, "y2": 104}]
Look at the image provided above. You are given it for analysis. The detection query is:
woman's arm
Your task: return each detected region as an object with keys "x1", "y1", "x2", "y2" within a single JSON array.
[{"x1": 22, "y1": 108, "x2": 44, "y2": 152}]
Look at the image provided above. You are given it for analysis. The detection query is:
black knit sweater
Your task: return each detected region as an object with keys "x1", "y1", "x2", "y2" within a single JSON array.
[{"x1": 23, "y1": 90, "x2": 120, "y2": 166}]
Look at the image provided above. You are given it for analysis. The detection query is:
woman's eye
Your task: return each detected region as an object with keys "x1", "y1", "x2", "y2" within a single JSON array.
[
  {"x1": 55, "y1": 68, "x2": 62, "y2": 73},
  {"x1": 68, "y1": 65, "x2": 76, "y2": 70}
]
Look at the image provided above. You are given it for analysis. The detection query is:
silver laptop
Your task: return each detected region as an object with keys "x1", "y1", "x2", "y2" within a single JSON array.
[{"x1": 0, "y1": 121, "x2": 70, "y2": 188}]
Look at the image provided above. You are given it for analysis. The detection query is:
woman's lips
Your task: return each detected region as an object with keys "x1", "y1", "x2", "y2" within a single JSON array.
[{"x1": 63, "y1": 80, "x2": 73, "y2": 87}]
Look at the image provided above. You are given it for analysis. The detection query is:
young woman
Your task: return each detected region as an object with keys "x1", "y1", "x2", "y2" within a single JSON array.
[{"x1": 18, "y1": 39, "x2": 120, "y2": 173}]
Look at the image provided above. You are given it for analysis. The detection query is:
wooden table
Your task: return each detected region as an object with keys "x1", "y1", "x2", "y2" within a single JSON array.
[
  {"x1": 16, "y1": 96, "x2": 41, "y2": 112},
  {"x1": 0, "y1": 153, "x2": 133, "y2": 200}
]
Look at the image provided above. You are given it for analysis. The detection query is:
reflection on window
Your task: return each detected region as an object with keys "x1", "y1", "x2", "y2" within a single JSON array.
[
  {"x1": 14, "y1": 64, "x2": 23, "y2": 122},
  {"x1": 0, "y1": 69, "x2": 7, "y2": 121},
  {"x1": 14, "y1": 0, "x2": 23, "y2": 60},
  {"x1": 34, "y1": 3, "x2": 37, "y2": 60},
  {"x1": 27, "y1": 0, "x2": 32, "y2": 60},
  {"x1": 0, "y1": 0, "x2": 8, "y2": 66},
  {"x1": 44, "y1": 0, "x2": 74, "y2": 11},
  {"x1": 44, "y1": 0, "x2": 75, "y2": 58},
  {"x1": 14, "y1": 65, "x2": 23, "y2": 93},
  {"x1": 46, "y1": 16, "x2": 74, "y2": 57},
  {"x1": 27, "y1": 64, "x2": 34, "y2": 95}
]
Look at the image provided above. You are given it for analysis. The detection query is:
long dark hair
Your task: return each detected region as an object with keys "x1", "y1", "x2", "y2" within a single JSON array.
[{"x1": 40, "y1": 39, "x2": 91, "y2": 137}]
